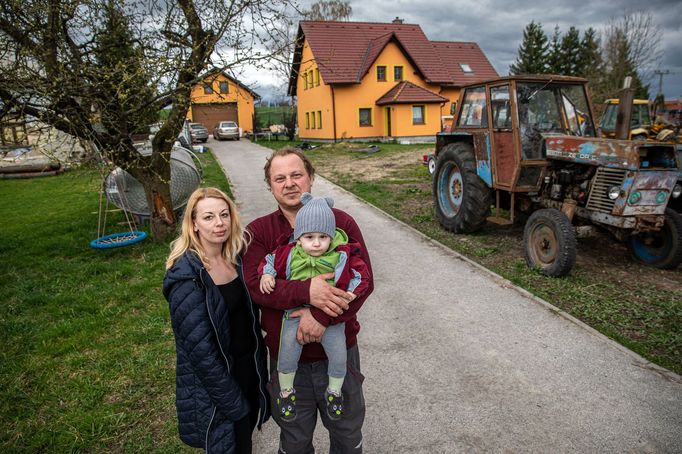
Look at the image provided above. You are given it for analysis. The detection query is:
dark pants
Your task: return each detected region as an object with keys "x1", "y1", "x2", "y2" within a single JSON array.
[{"x1": 269, "y1": 345, "x2": 366, "y2": 454}]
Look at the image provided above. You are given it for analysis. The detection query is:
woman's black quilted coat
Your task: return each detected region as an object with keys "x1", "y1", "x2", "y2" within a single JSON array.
[{"x1": 163, "y1": 251, "x2": 269, "y2": 453}]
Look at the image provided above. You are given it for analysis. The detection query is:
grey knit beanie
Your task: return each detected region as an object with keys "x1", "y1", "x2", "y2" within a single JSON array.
[{"x1": 293, "y1": 192, "x2": 335, "y2": 239}]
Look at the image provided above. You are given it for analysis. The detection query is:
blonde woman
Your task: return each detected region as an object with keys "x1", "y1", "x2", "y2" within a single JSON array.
[{"x1": 163, "y1": 187, "x2": 270, "y2": 454}]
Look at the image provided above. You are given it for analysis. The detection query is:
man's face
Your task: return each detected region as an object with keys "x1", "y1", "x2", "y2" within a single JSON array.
[{"x1": 269, "y1": 154, "x2": 313, "y2": 210}]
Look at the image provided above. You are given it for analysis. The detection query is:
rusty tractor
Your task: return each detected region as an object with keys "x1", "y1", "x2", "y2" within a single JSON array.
[{"x1": 433, "y1": 75, "x2": 682, "y2": 276}]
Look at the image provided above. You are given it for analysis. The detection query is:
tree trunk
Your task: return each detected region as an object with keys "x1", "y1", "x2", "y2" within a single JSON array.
[{"x1": 139, "y1": 164, "x2": 176, "y2": 241}]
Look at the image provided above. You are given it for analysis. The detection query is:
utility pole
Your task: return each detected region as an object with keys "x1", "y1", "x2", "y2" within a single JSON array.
[{"x1": 653, "y1": 69, "x2": 670, "y2": 96}]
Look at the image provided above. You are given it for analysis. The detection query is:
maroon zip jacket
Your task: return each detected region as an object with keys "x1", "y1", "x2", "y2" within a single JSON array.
[{"x1": 243, "y1": 207, "x2": 373, "y2": 362}]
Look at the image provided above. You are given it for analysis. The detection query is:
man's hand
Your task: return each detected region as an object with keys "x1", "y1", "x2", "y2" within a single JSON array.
[
  {"x1": 309, "y1": 273, "x2": 352, "y2": 317},
  {"x1": 260, "y1": 274, "x2": 276, "y2": 294},
  {"x1": 290, "y1": 308, "x2": 326, "y2": 344}
]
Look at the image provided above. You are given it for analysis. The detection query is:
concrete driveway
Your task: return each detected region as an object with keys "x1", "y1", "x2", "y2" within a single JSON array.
[{"x1": 209, "y1": 137, "x2": 682, "y2": 453}]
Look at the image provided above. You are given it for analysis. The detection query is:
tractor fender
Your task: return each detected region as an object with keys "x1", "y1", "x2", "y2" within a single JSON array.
[{"x1": 436, "y1": 131, "x2": 493, "y2": 187}]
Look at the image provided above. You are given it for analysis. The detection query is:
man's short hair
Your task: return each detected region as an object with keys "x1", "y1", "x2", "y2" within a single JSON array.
[{"x1": 264, "y1": 147, "x2": 315, "y2": 187}]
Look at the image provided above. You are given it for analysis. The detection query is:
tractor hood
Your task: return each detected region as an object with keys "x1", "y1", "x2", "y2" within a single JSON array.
[{"x1": 544, "y1": 136, "x2": 679, "y2": 171}]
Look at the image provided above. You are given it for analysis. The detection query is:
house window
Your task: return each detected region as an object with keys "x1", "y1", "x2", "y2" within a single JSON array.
[
  {"x1": 460, "y1": 63, "x2": 474, "y2": 74},
  {"x1": 303, "y1": 72, "x2": 308, "y2": 90},
  {"x1": 317, "y1": 111, "x2": 322, "y2": 129},
  {"x1": 311, "y1": 111, "x2": 316, "y2": 129},
  {"x1": 308, "y1": 70, "x2": 314, "y2": 87},
  {"x1": 219, "y1": 81, "x2": 228, "y2": 94},
  {"x1": 315, "y1": 68, "x2": 320, "y2": 86},
  {"x1": 394, "y1": 66, "x2": 403, "y2": 81},
  {"x1": 305, "y1": 112, "x2": 310, "y2": 129},
  {"x1": 377, "y1": 66, "x2": 386, "y2": 81},
  {"x1": 203, "y1": 83, "x2": 213, "y2": 94},
  {"x1": 359, "y1": 108, "x2": 372, "y2": 126},
  {"x1": 412, "y1": 105, "x2": 425, "y2": 125}
]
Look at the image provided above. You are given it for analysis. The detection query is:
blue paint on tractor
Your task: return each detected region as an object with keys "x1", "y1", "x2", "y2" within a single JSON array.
[{"x1": 476, "y1": 133, "x2": 493, "y2": 186}]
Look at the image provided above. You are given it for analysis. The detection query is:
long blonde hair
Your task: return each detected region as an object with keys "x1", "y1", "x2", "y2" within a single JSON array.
[{"x1": 165, "y1": 187, "x2": 249, "y2": 270}]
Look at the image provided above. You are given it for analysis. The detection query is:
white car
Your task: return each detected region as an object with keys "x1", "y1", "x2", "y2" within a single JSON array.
[{"x1": 213, "y1": 121, "x2": 240, "y2": 140}]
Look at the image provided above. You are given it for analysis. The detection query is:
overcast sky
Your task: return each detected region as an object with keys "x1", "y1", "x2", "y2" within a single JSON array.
[{"x1": 245, "y1": 0, "x2": 682, "y2": 103}]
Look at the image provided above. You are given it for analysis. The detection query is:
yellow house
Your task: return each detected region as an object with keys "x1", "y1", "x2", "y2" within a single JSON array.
[
  {"x1": 288, "y1": 19, "x2": 498, "y2": 142},
  {"x1": 187, "y1": 69, "x2": 260, "y2": 134}
]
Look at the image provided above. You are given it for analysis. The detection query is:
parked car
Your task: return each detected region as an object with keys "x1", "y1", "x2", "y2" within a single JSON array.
[
  {"x1": 188, "y1": 123, "x2": 208, "y2": 143},
  {"x1": 213, "y1": 121, "x2": 240, "y2": 140}
]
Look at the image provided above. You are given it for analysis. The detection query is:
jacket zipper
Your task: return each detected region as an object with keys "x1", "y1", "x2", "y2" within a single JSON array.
[{"x1": 200, "y1": 269, "x2": 231, "y2": 453}]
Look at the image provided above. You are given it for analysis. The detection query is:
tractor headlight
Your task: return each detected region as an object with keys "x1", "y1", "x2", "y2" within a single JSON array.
[
  {"x1": 607, "y1": 186, "x2": 621, "y2": 200},
  {"x1": 629, "y1": 191, "x2": 642, "y2": 204},
  {"x1": 656, "y1": 191, "x2": 667, "y2": 204},
  {"x1": 672, "y1": 184, "x2": 682, "y2": 199}
]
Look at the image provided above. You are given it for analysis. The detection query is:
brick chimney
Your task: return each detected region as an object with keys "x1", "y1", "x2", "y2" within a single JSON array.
[{"x1": 392, "y1": 17, "x2": 403, "y2": 24}]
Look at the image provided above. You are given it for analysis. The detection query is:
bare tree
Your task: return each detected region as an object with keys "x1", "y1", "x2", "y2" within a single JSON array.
[
  {"x1": 606, "y1": 11, "x2": 662, "y2": 84},
  {"x1": 269, "y1": 0, "x2": 352, "y2": 93},
  {"x1": 0, "y1": 0, "x2": 292, "y2": 240}
]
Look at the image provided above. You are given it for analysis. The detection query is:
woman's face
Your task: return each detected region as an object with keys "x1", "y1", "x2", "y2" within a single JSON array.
[{"x1": 193, "y1": 197, "x2": 231, "y2": 248}]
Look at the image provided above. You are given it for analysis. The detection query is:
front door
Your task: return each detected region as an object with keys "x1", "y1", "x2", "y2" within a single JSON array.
[{"x1": 385, "y1": 107, "x2": 392, "y2": 137}]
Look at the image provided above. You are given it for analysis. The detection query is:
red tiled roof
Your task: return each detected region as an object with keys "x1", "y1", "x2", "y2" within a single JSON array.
[
  {"x1": 288, "y1": 21, "x2": 498, "y2": 96},
  {"x1": 431, "y1": 41, "x2": 498, "y2": 86},
  {"x1": 376, "y1": 81, "x2": 448, "y2": 105}
]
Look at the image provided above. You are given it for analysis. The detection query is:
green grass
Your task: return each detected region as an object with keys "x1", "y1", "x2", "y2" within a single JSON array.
[
  {"x1": 0, "y1": 150, "x2": 227, "y2": 452},
  {"x1": 258, "y1": 140, "x2": 682, "y2": 374},
  {"x1": 255, "y1": 106, "x2": 295, "y2": 128}
]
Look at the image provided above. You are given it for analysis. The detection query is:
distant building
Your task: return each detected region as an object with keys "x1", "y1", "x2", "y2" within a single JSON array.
[
  {"x1": 187, "y1": 70, "x2": 260, "y2": 134},
  {"x1": 288, "y1": 19, "x2": 497, "y2": 142}
]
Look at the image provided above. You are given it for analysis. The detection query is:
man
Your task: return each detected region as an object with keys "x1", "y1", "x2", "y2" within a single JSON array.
[{"x1": 242, "y1": 148, "x2": 373, "y2": 453}]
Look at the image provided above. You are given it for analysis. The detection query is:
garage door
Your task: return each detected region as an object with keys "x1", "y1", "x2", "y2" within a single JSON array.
[{"x1": 192, "y1": 103, "x2": 238, "y2": 130}]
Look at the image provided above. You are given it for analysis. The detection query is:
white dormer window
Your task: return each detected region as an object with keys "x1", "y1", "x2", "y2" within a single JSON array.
[{"x1": 460, "y1": 63, "x2": 473, "y2": 74}]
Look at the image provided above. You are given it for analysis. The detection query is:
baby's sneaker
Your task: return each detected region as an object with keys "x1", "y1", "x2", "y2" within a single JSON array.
[
  {"x1": 276, "y1": 389, "x2": 297, "y2": 422},
  {"x1": 325, "y1": 389, "x2": 344, "y2": 421}
]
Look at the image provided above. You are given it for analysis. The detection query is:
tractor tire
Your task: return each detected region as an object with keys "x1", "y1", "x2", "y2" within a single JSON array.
[
  {"x1": 427, "y1": 155, "x2": 436, "y2": 176},
  {"x1": 523, "y1": 208, "x2": 577, "y2": 277},
  {"x1": 433, "y1": 142, "x2": 492, "y2": 233},
  {"x1": 628, "y1": 208, "x2": 682, "y2": 270}
]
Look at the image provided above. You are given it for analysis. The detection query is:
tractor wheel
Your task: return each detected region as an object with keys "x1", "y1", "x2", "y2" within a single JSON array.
[
  {"x1": 433, "y1": 142, "x2": 492, "y2": 233},
  {"x1": 628, "y1": 208, "x2": 682, "y2": 270},
  {"x1": 523, "y1": 208, "x2": 577, "y2": 277},
  {"x1": 427, "y1": 155, "x2": 436, "y2": 176}
]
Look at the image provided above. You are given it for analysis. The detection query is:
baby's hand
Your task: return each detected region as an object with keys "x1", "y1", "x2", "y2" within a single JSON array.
[{"x1": 260, "y1": 274, "x2": 276, "y2": 294}]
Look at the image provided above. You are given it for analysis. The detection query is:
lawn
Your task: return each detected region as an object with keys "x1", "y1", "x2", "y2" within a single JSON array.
[
  {"x1": 258, "y1": 140, "x2": 682, "y2": 375},
  {"x1": 0, "y1": 150, "x2": 229, "y2": 452}
]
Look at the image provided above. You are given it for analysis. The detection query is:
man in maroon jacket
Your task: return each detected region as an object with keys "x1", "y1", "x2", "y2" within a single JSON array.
[{"x1": 242, "y1": 147, "x2": 373, "y2": 453}]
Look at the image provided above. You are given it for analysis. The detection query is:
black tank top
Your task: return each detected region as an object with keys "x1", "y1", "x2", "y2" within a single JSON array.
[{"x1": 217, "y1": 277, "x2": 256, "y2": 359}]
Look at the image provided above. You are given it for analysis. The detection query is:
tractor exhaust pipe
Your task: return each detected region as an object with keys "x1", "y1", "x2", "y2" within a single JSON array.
[{"x1": 615, "y1": 76, "x2": 634, "y2": 140}]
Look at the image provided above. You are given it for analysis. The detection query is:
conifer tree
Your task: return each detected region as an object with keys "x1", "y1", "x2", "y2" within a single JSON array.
[
  {"x1": 577, "y1": 27, "x2": 602, "y2": 78},
  {"x1": 546, "y1": 26, "x2": 562, "y2": 74},
  {"x1": 560, "y1": 26, "x2": 582, "y2": 76},
  {"x1": 510, "y1": 21, "x2": 549, "y2": 75}
]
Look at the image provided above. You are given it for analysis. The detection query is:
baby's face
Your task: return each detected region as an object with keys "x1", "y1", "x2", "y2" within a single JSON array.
[{"x1": 298, "y1": 232, "x2": 332, "y2": 257}]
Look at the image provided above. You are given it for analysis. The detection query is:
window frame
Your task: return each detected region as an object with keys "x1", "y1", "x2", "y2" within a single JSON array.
[
  {"x1": 314, "y1": 68, "x2": 320, "y2": 86},
  {"x1": 203, "y1": 83, "x2": 213, "y2": 95},
  {"x1": 359, "y1": 108, "x2": 372, "y2": 127},
  {"x1": 305, "y1": 112, "x2": 310, "y2": 129},
  {"x1": 377, "y1": 66, "x2": 387, "y2": 82},
  {"x1": 394, "y1": 66, "x2": 403, "y2": 81},
  {"x1": 219, "y1": 81, "x2": 229, "y2": 94},
  {"x1": 317, "y1": 111, "x2": 322, "y2": 129},
  {"x1": 412, "y1": 105, "x2": 426, "y2": 125}
]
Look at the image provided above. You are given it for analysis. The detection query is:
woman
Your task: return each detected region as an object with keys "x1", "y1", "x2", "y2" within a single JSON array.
[{"x1": 163, "y1": 187, "x2": 269, "y2": 453}]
